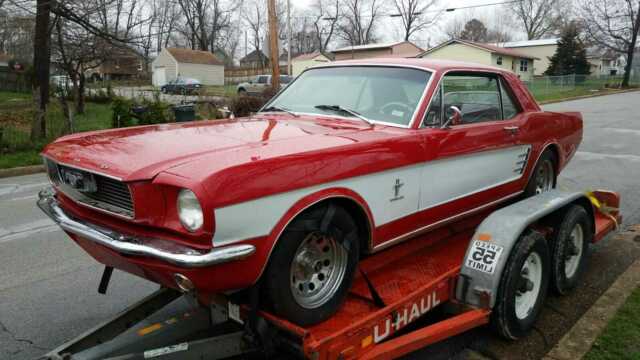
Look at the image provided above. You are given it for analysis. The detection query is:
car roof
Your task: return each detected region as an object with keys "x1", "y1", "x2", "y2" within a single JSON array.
[{"x1": 316, "y1": 57, "x2": 510, "y2": 74}]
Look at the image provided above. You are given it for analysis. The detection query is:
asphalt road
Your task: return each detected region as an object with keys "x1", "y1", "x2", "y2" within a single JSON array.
[{"x1": 1, "y1": 91, "x2": 639, "y2": 360}]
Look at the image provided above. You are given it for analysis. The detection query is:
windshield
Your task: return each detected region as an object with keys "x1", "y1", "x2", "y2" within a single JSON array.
[{"x1": 266, "y1": 66, "x2": 431, "y2": 126}]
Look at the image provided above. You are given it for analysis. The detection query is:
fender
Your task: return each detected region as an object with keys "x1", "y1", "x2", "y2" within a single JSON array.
[
  {"x1": 249, "y1": 187, "x2": 376, "y2": 281},
  {"x1": 455, "y1": 190, "x2": 595, "y2": 309}
]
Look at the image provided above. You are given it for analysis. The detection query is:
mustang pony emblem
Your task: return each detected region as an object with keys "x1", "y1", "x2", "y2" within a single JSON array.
[
  {"x1": 61, "y1": 168, "x2": 97, "y2": 193},
  {"x1": 391, "y1": 178, "x2": 405, "y2": 202}
]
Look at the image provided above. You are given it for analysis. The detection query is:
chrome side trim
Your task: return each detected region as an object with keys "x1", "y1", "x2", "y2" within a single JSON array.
[
  {"x1": 371, "y1": 191, "x2": 523, "y2": 252},
  {"x1": 38, "y1": 188, "x2": 255, "y2": 268}
]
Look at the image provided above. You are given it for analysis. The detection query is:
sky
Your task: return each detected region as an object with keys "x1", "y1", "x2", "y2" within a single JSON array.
[{"x1": 289, "y1": 0, "x2": 527, "y2": 49}]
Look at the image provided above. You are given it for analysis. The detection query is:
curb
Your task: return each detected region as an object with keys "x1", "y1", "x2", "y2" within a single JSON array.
[
  {"x1": 543, "y1": 230, "x2": 640, "y2": 360},
  {"x1": 539, "y1": 88, "x2": 640, "y2": 105},
  {"x1": 0, "y1": 165, "x2": 45, "y2": 179}
]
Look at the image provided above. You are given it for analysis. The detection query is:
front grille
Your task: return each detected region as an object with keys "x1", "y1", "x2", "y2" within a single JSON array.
[{"x1": 45, "y1": 158, "x2": 135, "y2": 219}]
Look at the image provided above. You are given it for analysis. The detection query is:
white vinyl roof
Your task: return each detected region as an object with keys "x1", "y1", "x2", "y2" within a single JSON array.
[
  {"x1": 332, "y1": 41, "x2": 406, "y2": 53},
  {"x1": 495, "y1": 38, "x2": 559, "y2": 48}
]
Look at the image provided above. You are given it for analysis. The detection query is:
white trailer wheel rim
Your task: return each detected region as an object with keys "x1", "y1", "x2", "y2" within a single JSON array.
[
  {"x1": 515, "y1": 252, "x2": 543, "y2": 320},
  {"x1": 564, "y1": 224, "x2": 584, "y2": 279}
]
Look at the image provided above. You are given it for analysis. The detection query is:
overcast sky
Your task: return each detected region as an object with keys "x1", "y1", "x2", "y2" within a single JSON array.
[{"x1": 290, "y1": 0, "x2": 527, "y2": 49}]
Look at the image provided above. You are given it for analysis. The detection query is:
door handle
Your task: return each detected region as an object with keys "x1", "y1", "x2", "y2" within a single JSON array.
[{"x1": 503, "y1": 126, "x2": 519, "y2": 135}]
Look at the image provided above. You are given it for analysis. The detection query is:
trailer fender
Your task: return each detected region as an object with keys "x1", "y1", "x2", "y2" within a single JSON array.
[{"x1": 456, "y1": 190, "x2": 592, "y2": 309}]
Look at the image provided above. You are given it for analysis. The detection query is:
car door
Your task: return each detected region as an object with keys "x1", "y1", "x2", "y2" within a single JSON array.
[
  {"x1": 416, "y1": 71, "x2": 530, "y2": 227},
  {"x1": 250, "y1": 76, "x2": 268, "y2": 94}
]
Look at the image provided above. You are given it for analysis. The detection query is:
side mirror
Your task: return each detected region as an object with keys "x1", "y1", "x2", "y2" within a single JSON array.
[{"x1": 442, "y1": 106, "x2": 462, "y2": 128}]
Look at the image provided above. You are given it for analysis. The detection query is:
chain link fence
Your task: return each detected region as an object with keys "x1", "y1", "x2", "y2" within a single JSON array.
[{"x1": 523, "y1": 74, "x2": 640, "y2": 102}]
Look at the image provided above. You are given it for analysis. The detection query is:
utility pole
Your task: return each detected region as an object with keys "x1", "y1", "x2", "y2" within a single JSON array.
[
  {"x1": 267, "y1": 0, "x2": 280, "y2": 90},
  {"x1": 287, "y1": 0, "x2": 292, "y2": 76}
]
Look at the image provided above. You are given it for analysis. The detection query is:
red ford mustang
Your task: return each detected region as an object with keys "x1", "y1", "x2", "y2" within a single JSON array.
[{"x1": 38, "y1": 58, "x2": 582, "y2": 326}]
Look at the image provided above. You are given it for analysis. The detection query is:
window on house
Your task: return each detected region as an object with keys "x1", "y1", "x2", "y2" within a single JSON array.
[
  {"x1": 497, "y1": 56, "x2": 503, "y2": 65},
  {"x1": 519, "y1": 59, "x2": 528, "y2": 72}
]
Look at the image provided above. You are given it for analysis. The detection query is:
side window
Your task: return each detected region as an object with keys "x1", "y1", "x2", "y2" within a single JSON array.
[
  {"x1": 500, "y1": 78, "x2": 520, "y2": 119},
  {"x1": 519, "y1": 60, "x2": 528, "y2": 72},
  {"x1": 497, "y1": 56, "x2": 503, "y2": 65},
  {"x1": 442, "y1": 74, "x2": 502, "y2": 124},
  {"x1": 422, "y1": 85, "x2": 442, "y2": 127},
  {"x1": 258, "y1": 76, "x2": 268, "y2": 84}
]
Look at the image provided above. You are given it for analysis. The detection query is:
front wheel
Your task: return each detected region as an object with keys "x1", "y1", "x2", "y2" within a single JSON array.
[
  {"x1": 264, "y1": 204, "x2": 360, "y2": 326},
  {"x1": 492, "y1": 230, "x2": 550, "y2": 340}
]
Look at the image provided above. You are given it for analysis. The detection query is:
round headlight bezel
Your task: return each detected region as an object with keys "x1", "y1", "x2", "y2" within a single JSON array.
[{"x1": 177, "y1": 189, "x2": 204, "y2": 232}]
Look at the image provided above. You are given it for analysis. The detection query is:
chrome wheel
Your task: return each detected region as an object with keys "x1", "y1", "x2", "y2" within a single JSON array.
[
  {"x1": 290, "y1": 232, "x2": 348, "y2": 309},
  {"x1": 535, "y1": 160, "x2": 555, "y2": 194},
  {"x1": 564, "y1": 224, "x2": 584, "y2": 279},
  {"x1": 515, "y1": 252, "x2": 543, "y2": 320}
]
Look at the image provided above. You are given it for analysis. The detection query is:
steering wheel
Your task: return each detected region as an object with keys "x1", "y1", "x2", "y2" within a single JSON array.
[{"x1": 380, "y1": 102, "x2": 413, "y2": 118}]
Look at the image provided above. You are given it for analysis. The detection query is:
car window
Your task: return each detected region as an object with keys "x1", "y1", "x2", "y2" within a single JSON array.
[
  {"x1": 500, "y1": 78, "x2": 520, "y2": 119},
  {"x1": 442, "y1": 74, "x2": 502, "y2": 124},
  {"x1": 258, "y1": 76, "x2": 268, "y2": 84},
  {"x1": 422, "y1": 85, "x2": 442, "y2": 127},
  {"x1": 266, "y1": 66, "x2": 431, "y2": 126},
  {"x1": 280, "y1": 75, "x2": 292, "y2": 83}
]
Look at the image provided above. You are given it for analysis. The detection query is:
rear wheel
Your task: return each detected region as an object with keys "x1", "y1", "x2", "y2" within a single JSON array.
[
  {"x1": 524, "y1": 150, "x2": 557, "y2": 197},
  {"x1": 550, "y1": 205, "x2": 592, "y2": 295},
  {"x1": 492, "y1": 230, "x2": 550, "y2": 340},
  {"x1": 264, "y1": 204, "x2": 360, "y2": 326}
]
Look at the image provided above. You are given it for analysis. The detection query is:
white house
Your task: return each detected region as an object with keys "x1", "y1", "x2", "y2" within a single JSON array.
[
  {"x1": 291, "y1": 51, "x2": 332, "y2": 76},
  {"x1": 494, "y1": 38, "x2": 559, "y2": 76},
  {"x1": 152, "y1": 48, "x2": 224, "y2": 86},
  {"x1": 586, "y1": 48, "x2": 626, "y2": 76}
]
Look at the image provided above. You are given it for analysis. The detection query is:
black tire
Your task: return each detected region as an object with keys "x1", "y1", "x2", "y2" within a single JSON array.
[
  {"x1": 491, "y1": 230, "x2": 550, "y2": 340},
  {"x1": 550, "y1": 205, "x2": 592, "y2": 295},
  {"x1": 524, "y1": 150, "x2": 557, "y2": 198},
  {"x1": 237, "y1": 88, "x2": 246, "y2": 95},
  {"x1": 264, "y1": 204, "x2": 360, "y2": 326}
]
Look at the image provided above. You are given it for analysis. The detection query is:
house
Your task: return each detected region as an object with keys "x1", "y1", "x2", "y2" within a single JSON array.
[
  {"x1": 586, "y1": 48, "x2": 625, "y2": 76},
  {"x1": 331, "y1": 41, "x2": 423, "y2": 61},
  {"x1": 152, "y1": 47, "x2": 224, "y2": 86},
  {"x1": 419, "y1": 39, "x2": 537, "y2": 81},
  {"x1": 239, "y1": 49, "x2": 270, "y2": 68},
  {"x1": 494, "y1": 38, "x2": 559, "y2": 76},
  {"x1": 291, "y1": 51, "x2": 332, "y2": 76},
  {"x1": 0, "y1": 53, "x2": 10, "y2": 69},
  {"x1": 89, "y1": 52, "x2": 146, "y2": 82}
]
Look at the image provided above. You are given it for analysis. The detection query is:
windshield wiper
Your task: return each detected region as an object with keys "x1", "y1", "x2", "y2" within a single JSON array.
[
  {"x1": 314, "y1": 105, "x2": 373, "y2": 126},
  {"x1": 260, "y1": 105, "x2": 299, "y2": 117}
]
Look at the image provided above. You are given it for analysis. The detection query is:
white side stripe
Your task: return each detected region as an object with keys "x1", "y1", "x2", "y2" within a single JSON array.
[{"x1": 212, "y1": 145, "x2": 530, "y2": 246}]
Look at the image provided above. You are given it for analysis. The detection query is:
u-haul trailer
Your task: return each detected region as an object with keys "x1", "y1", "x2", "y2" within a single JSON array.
[{"x1": 42, "y1": 190, "x2": 620, "y2": 360}]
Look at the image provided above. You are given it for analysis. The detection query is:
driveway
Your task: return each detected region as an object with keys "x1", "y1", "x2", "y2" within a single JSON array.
[{"x1": 1, "y1": 92, "x2": 639, "y2": 359}]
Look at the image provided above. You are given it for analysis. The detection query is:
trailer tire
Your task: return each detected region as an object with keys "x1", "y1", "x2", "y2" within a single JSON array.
[
  {"x1": 550, "y1": 205, "x2": 592, "y2": 295},
  {"x1": 492, "y1": 230, "x2": 550, "y2": 340},
  {"x1": 264, "y1": 204, "x2": 360, "y2": 326},
  {"x1": 524, "y1": 150, "x2": 557, "y2": 198}
]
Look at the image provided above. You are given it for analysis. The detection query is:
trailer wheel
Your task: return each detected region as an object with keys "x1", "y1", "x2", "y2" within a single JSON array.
[
  {"x1": 550, "y1": 205, "x2": 592, "y2": 295},
  {"x1": 524, "y1": 150, "x2": 557, "y2": 198},
  {"x1": 492, "y1": 230, "x2": 550, "y2": 340},
  {"x1": 264, "y1": 204, "x2": 360, "y2": 326}
]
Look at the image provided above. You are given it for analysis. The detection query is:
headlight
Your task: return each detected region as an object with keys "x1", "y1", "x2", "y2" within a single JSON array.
[{"x1": 177, "y1": 189, "x2": 203, "y2": 232}]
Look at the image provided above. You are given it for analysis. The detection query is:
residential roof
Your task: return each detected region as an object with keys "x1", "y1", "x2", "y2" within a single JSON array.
[
  {"x1": 240, "y1": 49, "x2": 269, "y2": 63},
  {"x1": 421, "y1": 39, "x2": 539, "y2": 60},
  {"x1": 166, "y1": 47, "x2": 223, "y2": 66},
  {"x1": 292, "y1": 50, "x2": 331, "y2": 61},
  {"x1": 332, "y1": 41, "x2": 410, "y2": 53},
  {"x1": 496, "y1": 38, "x2": 559, "y2": 48}
]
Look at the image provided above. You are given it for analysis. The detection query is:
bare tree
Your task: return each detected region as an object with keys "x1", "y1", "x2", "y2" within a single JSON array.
[
  {"x1": 581, "y1": 0, "x2": 640, "y2": 87},
  {"x1": 339, "y1": 0, "x2": 381, "y2": 45},
  {"x1": 242, "y1": 0, "x2": 267, "y2": 65},
  {"x1": 509, "y1": 0, "x2": 562, "y2": 40},
  {"x1": 392, "y1": 0, "x2": 441, "y2": 41},
  {"x1": 309, "y1": 0, "x2": 339, "y2": 52}
]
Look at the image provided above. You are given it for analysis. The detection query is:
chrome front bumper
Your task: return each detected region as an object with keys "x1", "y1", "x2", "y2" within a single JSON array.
[{"x1": 37, "y1": 187, "x2": 255, "y2": 268}]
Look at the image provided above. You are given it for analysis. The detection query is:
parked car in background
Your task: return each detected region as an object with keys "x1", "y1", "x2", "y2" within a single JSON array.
[
  {"x1": 39, "y1": 58, "x2": 582, "y2": 328},
  {"x1": 160, "y1": 77, "x2": 202, "y2": 95},
  {"x1": 236, "y1": 74, "x2": 292, "y2": 95}
]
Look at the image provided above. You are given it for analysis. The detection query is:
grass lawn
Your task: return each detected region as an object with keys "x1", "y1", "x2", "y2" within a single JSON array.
[
  {"x1": 584, "y1": 286, "x2": 640, "y2": 360},
  {"x1": 200, "y1": 84, "x2": 237, "y2": 97},
  {"x1": 1, "y1": 91, "x2": 112, "y2": 169}
]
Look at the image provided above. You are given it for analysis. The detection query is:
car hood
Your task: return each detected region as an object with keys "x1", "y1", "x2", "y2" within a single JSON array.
[{"x1": 42, "y1": 114, "x2": 373, "y2": 181}]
